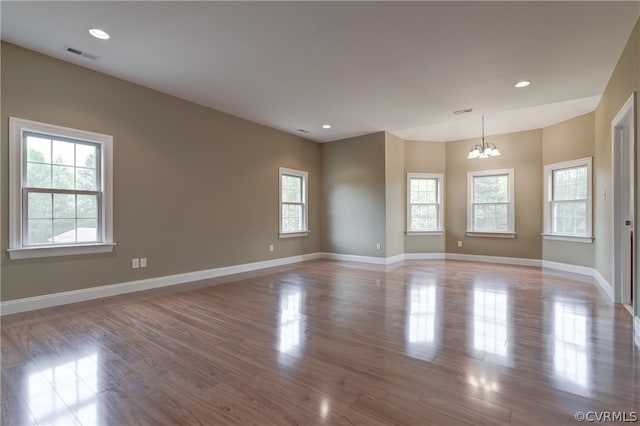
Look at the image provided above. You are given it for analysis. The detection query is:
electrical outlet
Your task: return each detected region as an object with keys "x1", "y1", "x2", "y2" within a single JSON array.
[
  {"x1": 458, "y1": 241, "x2": 463, "y2": 248},
  {"x1": 140, "y1": 258, "x2": 147, "y2": 268},
  {"x1": 269, "y1": 244, "x2": 274, "y2": 252},
  {"x1": 376, "y1": 242, "x2": 381, "y2": 250},
  {"x1": 132, "y1": 258, "x2": 140, "y2": 269}
]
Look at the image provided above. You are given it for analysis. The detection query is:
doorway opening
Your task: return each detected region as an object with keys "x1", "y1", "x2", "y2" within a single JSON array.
[{"x1": 612, "y1": 93, "x2": 636, "y2": 315}]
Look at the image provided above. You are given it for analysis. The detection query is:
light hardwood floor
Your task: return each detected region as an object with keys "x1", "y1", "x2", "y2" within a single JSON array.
[{"x1": 2, "y1": 259, "x2": 639, "y2": 425}]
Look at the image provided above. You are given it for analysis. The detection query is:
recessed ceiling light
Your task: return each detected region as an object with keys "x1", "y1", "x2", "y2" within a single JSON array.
[
  {"x1": 89, "y1": 28, "x2": 110, "y2": 40},
  {"x1": 515, "y1": 80, "x2": 531, "y2": 88},
  {"x1": 322, "y1": 124, "x2": 332, "y2": 129}
]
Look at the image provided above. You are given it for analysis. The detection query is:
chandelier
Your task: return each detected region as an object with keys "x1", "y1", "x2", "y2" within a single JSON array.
[{"x1": 467, "y1": 115, "x2": 501, "y2": 159}]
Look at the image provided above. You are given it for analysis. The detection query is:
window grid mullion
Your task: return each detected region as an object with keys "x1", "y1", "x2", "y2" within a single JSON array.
[
  {"x1": 10, "y1": 117, "x2": 113, "y2": 258},
  {"x1": 23, "y1": 188, "x2": 101, "y2": 196},
  {"x1": 545, "y1": 160, "x2": 591, "y2": 238},
  {"x1": 22, "y1": 150, "x2": 102, "y2": 245},
  {"x1": 407, "y1": 174, "x2": 443, "y2": 233},
  {"x1": 409, "y1": 202, "x2": 439, "y2": 231},
  {"x1": 469, "y1": 169, "x2": 513, "y2": 233},
  {"x1": 279, "y1": 168, "x2": 308, "y2": 235},
  {"x1": 550, "y1": 199, "x2": 587, "y2": 204},
  {"x1": 23, "y1": 188, "x2": 97, "y2": 246},
  {"x1": 73, "y1": 143, "x2": 77, "y2": 190}
]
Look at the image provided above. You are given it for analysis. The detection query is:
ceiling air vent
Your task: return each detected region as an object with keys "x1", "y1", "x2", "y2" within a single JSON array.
[
  {"x1": 64, "y1": 45, "x2": 100, "y2": 61},
  {"x1": 297, "y1": 129, "x2": 310, "y2": 134},
  {"x1": 453, "y1": 108, "x2": 473, "y2": 115}
]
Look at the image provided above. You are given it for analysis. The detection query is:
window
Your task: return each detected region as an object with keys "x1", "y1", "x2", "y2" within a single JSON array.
[
  {"x1": 407, "y1": 173, "x2": 443, "y2": 234},
  {"x1": 279, "y1": 167, "x2": 308, "y2": 237},
  {"x1": 8, "y1": 117, "x2": 114, "y2": 259},
  {"x1": 543, "y1": 158, "x2": 593, "y2": 242},
  {"x1": 467, "y1": 169, "x2": 515, "y2": 237}
]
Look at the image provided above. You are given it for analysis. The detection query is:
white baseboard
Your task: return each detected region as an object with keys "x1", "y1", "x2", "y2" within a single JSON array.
[
  {"x1": 445, "y1": 253, "x2": 542, "y2": 267},
  {"x1": 322, "y1": 252, "x2": 444, "y2": 264},
  {"x1": 386, "y1": 254, "x2": 406, "y2": 264},
  {"x1": 593, "y1": 269, "x2": 615, "y2": 302},
  {"x1": 0, "y1": 252, "x2": 323, "y2": 316},
  {"x1": 0, "y1": 250, "x2": 618, "y2": 316},
  {"x1": 404, "y1": 253, "x2": 446, "y2": 260},
  {"x1": 320, "y1": 252, "x2": 389, "y2": 265},
  {"x1": 635, "y1": 316, "x2": 640, "y2": 349},
  {"x1": 541, "y1": 260, "x2": 614, "y2": 303},
  {"x1": 442, "y1": 255, "x2": 616, "y2": 303},
  {"x1": 541, "y1": 260, "x2": 593, "y2": 276}
]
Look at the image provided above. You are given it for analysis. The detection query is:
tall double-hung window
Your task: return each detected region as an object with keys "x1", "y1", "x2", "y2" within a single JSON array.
[
  {"x1": 407, "y1": 173, "x2": 444, "y2": 234},
  {"x1": 8, "y1": 117, "x2": 114, "y2": 259},
  {"x1": 467, "y1": 169, "x2": 515, "y2": 237},
  {"x1": 543, "y1": 158, "x2": 593, "y2": 242},
  {"x1": 279, "y1": 167, "x2": 309, "y2": 237}
]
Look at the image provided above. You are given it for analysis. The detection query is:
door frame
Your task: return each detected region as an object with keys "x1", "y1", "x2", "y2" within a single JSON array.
[{"x1": 611, "y1": 93, "x2": 636, "y2": 309}]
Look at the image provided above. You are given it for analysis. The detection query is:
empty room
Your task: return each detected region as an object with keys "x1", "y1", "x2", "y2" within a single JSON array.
[{"x1": 1, "y1": 1, "x2": 639, "y2": 425}]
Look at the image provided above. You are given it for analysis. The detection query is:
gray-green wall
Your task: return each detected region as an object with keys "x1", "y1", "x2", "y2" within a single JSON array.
[
  {"x1": 593, "y1": 18, "x2": 639, "y2": 315},
  {"x1": 385, "y1": 132, "x2": 405, "y2": 258},
  {"x1": 1, "y1": 42, "x2": 321, "y2": 301},
  {"x1": 320, "y1": 132, "x2": 386, "y2": 257}
]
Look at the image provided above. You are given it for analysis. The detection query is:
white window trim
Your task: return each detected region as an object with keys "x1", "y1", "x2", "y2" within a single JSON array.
[
  {"x1": 278, "y1": 167, "x2": 309, "y2": 238},
  {"x1": 466, "y1": 231, "x2": 516, "y2": 239},
  {"x1": 466, "y1": 168, "x2": 515, "y2": 237},
  {"x1": 8, "y1": 117, "x2": 115, "y2": 259},
  {"x1": 406, "y1": 172, "x2": 444, "y2": 235},
  {"x1": 542, "y1": 157, "x2": 593, "y2": 243}
]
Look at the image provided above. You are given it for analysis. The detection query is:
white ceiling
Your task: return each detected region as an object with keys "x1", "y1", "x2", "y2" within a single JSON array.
[{"x1": 1, "y1": 1, "x2": 639, "y2": 142}]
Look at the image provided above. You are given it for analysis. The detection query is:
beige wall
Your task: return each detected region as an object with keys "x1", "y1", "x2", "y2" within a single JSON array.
[
  {"x1": 445, "y1": 130, "x2": 543, "y2": 259},
  {"x1": 1, "y1": 42, "x2": 321, "y2": 301},
  {"x1": 385, "y1": 132, "x2": 405, "y2": 257},
  {"x1": 404, "y1": 141, "x2": 446, "y2": 253},
  {"x1": 542, "y1": 113, "x2": 595, "y2": 164},
  {"x1": 320, "y1": 132, "x2": 386, "y2": 257},
  {"x1": 593, "y1": 18, "x2": 639, "y2": 315},
  {"x1": 542, "y1": 113, "x2": 595, "y2": 267}
]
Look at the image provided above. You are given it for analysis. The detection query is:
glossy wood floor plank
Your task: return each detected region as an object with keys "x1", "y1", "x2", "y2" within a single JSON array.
[{"x1": 2, "y1": 259, "x2": 639, "y2": 425}]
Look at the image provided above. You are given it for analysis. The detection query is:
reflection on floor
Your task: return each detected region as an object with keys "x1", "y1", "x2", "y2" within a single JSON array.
[
  {"x1": 473, "y1": 287, "x2": 509, "y2": 357},
  {"x1": 278, "y1": 286, "x2": 305, "y2": 358},
  {"x1": 553, "y1": 299, "x2": 589, "y2": 390},
  {"x1": 2, "y1": 259, "x2": 639, "y2": 425},
  {"x1": 407, "y1": 282, "x2": 437, "y2": 344},
  {"x1": 29, "y1": 353, "x2": 98, "y2": 425}
]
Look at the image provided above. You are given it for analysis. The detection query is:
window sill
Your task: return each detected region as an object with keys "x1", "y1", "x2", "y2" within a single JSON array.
[
  {"x1": 541, "y1": 234, "x2": 594, "y2": 243},
  {"x1": 279, "y1": 231, "x2": 310, "y2": 239},
  {"x1": 8, "y1": 243, "x2": 116, "y2": 260},
  {"x1": 406, "y1": 231, "x2": 444, "y2": 236},
  {"x1": 466, "y1": 231, "x2": 516, "y2": 239}
]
